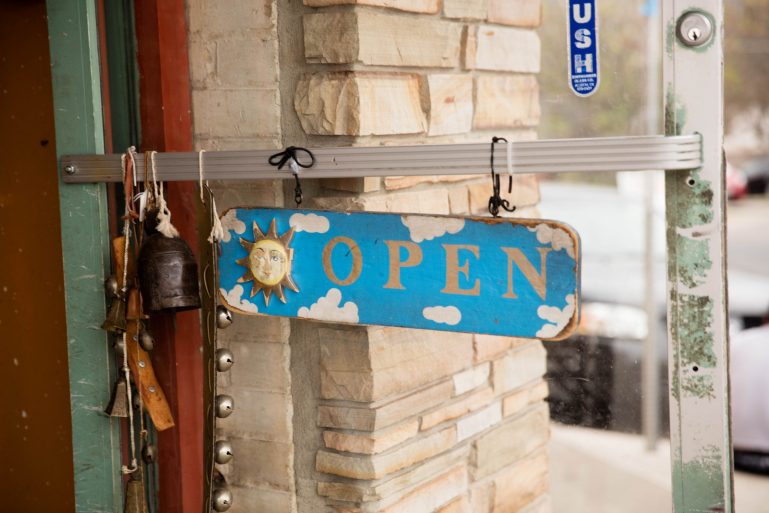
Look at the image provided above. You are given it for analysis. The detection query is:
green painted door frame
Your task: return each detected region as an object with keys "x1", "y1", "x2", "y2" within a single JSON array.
[{"x1": 47, "y1": 0, "x2": 123, "y2": 511}]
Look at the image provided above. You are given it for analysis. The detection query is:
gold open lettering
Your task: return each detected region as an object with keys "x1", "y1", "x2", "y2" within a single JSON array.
[
  {"x1": 322, "y1": 236, "x2": 363, "y2": 286},
  {"x1": 501, "y1": 247, "x2": 551, "y2": 300},
  {"x1": 383, "y1": 240, "x2": 423, "y2": 290},
  {"x1": 441, "y1": 244, "x2": 480, "y2": 296}
]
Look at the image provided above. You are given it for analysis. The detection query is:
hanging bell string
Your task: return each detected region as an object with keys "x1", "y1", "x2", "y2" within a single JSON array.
[
  {"x1": 197, "y1": 149, "x2": 225, "y2": 242},
  {"x1": 150, "y1": 151, "x2": 180, "y2": 238},
  {"x1": 120, "y1": 156, "x2": 139, "y2": 475}
]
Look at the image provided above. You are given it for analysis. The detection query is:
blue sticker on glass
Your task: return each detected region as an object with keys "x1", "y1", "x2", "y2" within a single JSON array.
[{"x1": 568, "y1": 0, "x2": 599, "y2": 97}]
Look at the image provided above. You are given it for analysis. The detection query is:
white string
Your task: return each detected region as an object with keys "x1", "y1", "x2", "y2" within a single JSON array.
[
  {"x1": 198, "y1": 149, "x2": 206, "y2": 204},
  {"x1": 197, "y1": 149, "x2": 225, "y2": 243},
  {"x1": 127, "y1": 146, "x2": 138, "y2": 188},
  {"x1": 120, "y1": 153, "x2": 138, "y2": 475},
  {"x1": 150, "y1": 151, "x2": 180, "y2": 238}
]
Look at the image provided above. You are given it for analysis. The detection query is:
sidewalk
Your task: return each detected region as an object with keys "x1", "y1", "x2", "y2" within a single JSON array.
[{"x1": 550, "y1": 424, "x2": 769, "y2": 512}]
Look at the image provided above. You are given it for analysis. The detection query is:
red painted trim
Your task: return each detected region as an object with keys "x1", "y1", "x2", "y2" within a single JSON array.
[{"x1": 134, "y1": 1, "x2": 202, "y2": 512}]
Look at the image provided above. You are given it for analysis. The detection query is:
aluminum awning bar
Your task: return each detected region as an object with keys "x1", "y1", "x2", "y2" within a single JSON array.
[{"x1": 61, "y1": 134, "x2": 702, "y2": 183}]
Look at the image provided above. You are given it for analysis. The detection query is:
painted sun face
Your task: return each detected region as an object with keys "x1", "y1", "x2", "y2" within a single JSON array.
[{"x1": 236, "y1": 219, "x2": 299, "y2": 306}]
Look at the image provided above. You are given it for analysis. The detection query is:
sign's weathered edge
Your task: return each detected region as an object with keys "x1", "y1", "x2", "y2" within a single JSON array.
[{"x1": 216, "y1": 208, "x2": 582, "y2": 342}]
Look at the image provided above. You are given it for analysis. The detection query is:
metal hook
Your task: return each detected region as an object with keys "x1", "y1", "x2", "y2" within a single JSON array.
[
  {"x1": 488, "y1": 137, "x2": 516, "y2": 218},
  {"x1": 268, "y1": 146, "x2": 315, "y2": 207}
]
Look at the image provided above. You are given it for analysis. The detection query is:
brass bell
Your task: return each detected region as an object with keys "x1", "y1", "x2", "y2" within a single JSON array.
[
  {"x1": 138, "y1": 330, "x2": 155, "y2": 352},
  {"x1": 215, "y1": 349, "x2": 234, "y2": 373},
  {"x1": 105, "y1": 276, "x2": 119, "y2": 298},
  {"x1": 138, "y1": 229, "x2": 201, "y2": 313},
  {"x1": 212, "y1": 488, "x2": 233, "y2": 512},
  {"x1": 124, "y1": 468, "x2": 149, "y2": 513},
  {"x1": 216, "y1": 306, "x2": 233, "y2": 329},
  {"x1": 105, "y1": 375, "x2": 129, "y2": 417},
  {"x1": 102, "y1": 296, "x2": 127, "y2": 334},
  {"x1": 214, "y1": 440, "x2": 233, "y2": 464},
  {"x1": 141, "y1": 443, "x2": 157, "y2": 464},
  {"x1": 215, "y1": 395, "x2": 234, "y2": 418}
]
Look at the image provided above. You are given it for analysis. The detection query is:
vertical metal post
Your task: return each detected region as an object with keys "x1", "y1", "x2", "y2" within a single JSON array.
[
  {"x1": 47, "y1": 1, "x2": 123, "y2": 511},
  {"x1": 663, "y1": 1, "x2": 733, "y2": 512},
  {"x1": 643, "y1": 0, "x2": 662, "y2": 451}
]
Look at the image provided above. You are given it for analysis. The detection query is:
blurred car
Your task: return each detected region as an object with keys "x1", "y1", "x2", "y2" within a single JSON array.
[
  {"x1": 742, "y1": 156, "x2": 769, "y2": 194},
  {"x1": 727, "y1": 161, "x2": 748, "y2": 200}
]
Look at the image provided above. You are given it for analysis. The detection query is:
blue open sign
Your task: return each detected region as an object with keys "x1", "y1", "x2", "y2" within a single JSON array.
[{"x1": 568, "y1": 0, "x2": 599, "y2": 97}]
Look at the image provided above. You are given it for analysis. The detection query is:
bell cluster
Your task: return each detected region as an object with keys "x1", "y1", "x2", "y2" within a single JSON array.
[{"x1": 213, "y1": 305, "x2": 234, "y2": 512}]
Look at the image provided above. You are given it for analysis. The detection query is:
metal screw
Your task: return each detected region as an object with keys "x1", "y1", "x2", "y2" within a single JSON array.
[
  {"x1": 138, "y1": 360, "x2": 146, "y2": 368},
  {"x1": 677, "y1": 11, "x2": 713, "y2": 48},
  {"x1": 64, "y1": 164, "x2": 76, "y2": 175},
  {"x1": 148, "y1": 386, "x2": 156, "y2": 393}
]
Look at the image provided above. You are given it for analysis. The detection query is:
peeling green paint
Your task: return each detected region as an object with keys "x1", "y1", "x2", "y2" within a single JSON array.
[
  {"x1": 682, "y1": 374, "x2": 716, "y2": 399},
  {"x1": 677, "y1": 294, "x2": 717, "y2": 368},
  {"x1": 666, "y1": 19, "x2": 676, "y2": 57},
  {"x1": 672, "y1": 449, "x2": 725, "y2": 513},
  {"x1": 665, "y1": 89, "x2": 687, "y2": 136},
  {"x1": 676, "y1": 236, "x2": 712, "y2": 287}
]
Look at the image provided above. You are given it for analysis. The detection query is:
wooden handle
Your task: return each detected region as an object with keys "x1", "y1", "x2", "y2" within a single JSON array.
[
  {"x1": 112, "y1": 236, "x2": 136, "y2": 290},
  {"x1": 126, "y1": 320, "x2": 175, "y2": 431}
]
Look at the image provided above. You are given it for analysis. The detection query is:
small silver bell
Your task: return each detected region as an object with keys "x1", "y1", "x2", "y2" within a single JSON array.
[
  {"x1": 139, "y1": 330, "x2": 155, "y2": 352},
  {"x1": 215, "y1": 349, "x2": 235, "y2": 373},
  {"x1": 215, "y1": 395, "x2": 234, "y2": 418},
  {"x1": 105, "y1": 276, "x2": 119, "y2": 298},
  {"x1": 212, "y1": 488, "x2": 233, "y2": 512},
  {"x1": 142, "y1": 443, "x2": 157, "y2": 464},
  {"x1": 113, "y1": 338, "x2": 126, "y2": 357},
  {"x1": 216, "y1": 306, "x2": 233, "y2": 329},
  {"x1": 214, "y1": 440, "x2": 234, "y2": 464}
]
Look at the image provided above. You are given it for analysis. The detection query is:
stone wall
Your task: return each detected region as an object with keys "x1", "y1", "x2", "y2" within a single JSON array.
[{"x1": 187, "y1": 1, "x2": 549, "y2": 512}]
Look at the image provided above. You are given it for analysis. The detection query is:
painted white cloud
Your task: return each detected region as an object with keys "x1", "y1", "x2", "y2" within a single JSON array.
[
  {"x1": 528, "y1": 224, "x2": 575, "y2": 258},
  {"x1": 423, "y1": 305, "x2": 462, "y2": 326},
  {"x1": 289, "y1": 212, "x2": 330, "y2": 234},
  {"x1": 401, "y1": 215, "x2": 465, "y2": 243},
  {"x1": 220, "y1": 210, "x2": 246, "y2": 243},
  {"x1": 298, "y1": 288, "x2": 359, "y2": 323},
  {"x1": 220, "y1": 284, "x2": 258, "y2": 313},
  {"x1": 536, "y1": 294, "x2": 576, "y2": 338}
]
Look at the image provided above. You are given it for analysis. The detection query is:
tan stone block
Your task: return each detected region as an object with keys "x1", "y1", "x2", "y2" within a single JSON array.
[
  {"x1": 222, "y1": 438, "x2": 292, "y2": 491},
  {"x1": 474, "y1": 75, "x2": 540, "y2": 129},
  {"x1": 467, "y1": 174, "x2": 540, "y2": 213},
  {"x1": 448, "y1": 186, "x2": 470, "y2": 214},
  {"x1": 188, "y1": 0, "x2": 275, "y2": 36},
  {"x1": 218, "y1": 387, "x2": 291, "y2": 442},
  {"x1": 316, "y1": 427, "x2": 456, "y2": 479},
  {"x1": 304, "y1": 11, "x2": 462, "y2": 68},
  {"x1": 491, "y1": 449, "x2": 549, "y2": 512},
  {"x1": 311, "y1": 186, "x2": 450, "y2": 214},
  {"x1": 427, "y1": 74, "x2": 473, "y2": 136},
  {"x1": 319, "y1": 327, "x2": 472, "y2": 402},
  {"x1": 209, "y1": 180, "x2": 285, "y2": 210},
  {"x1": 420, "y1": 387, "x2": 495, "y2": 431},
  {"x1": 469, "y1": 482, "x2": 492, "y2": 513},
  {"x1": 453, "y1": 362, "x2": 491, "y2": 395},
  {"x1": 317, "y1": 446, "x2": 469, "y2": 503},
  {"x1": 470, "y1": 24, "x2": 540, "y2": 72},
  {"x1": 229, "y1": 341, "x2": 290, "y2": 392},
  {"x1": 188, "y1": 39, "x2": 215, "y2": 87},
  {"x1": 437, "y1": 496, "x2": 471, "y2": 513},
  {"x1": 192, "y1": 88, "x2": 281, "y2": 139},
  {"x1": 323, "y1": 177, "x2": 381, "y2": 193},
  {"x1": 317, "y1": 379, "x2": 454, "y2": 430},
  {"x1": 473, "y1": 334, "x2": 512, "y2": 362},
  {"x1": 216, "y1": 36, "x2": 279, "y2": 87},
  {"x1": 492, "y1": 343, "x2": 547, "y2": 395},
  {"x1": 323, "y1": 419, "x2": 419, "y2": 454},
  {"x1": 380, "y1": 465, "x2": 467, "y2": 513},
  {"x1": 511, "y1": 336, "x2": 540, "y2": 350},
  {"x1": 295, "y1": 72, "x2": 426, "y2": 136},
  {"x1": 304, "y1": 0, "x2": 440, "y2": 13},
  {"x1": 472, "y1": 403, "x2": 549, "y2": 479},
  {"x1": 383, "y1": 174, "x2": 477, "y2": 191},
  {"x1": 462, "y1": 26, "x2": 478, "y2": 70},
  {"x1": 488, "y1": 0, "x2": 542, "y2": 28},
  {"x1": 444, "y1": 0, "x2": 488, "y2": 20},
  {"x1": 227, "y1": 485, "x2": 293, "y2": 513},
  {"x1": 456, "y1": 401, "x2": 502, "y2": 441},
  {"x1": 518, "y1": 495, "x2": 552, "y2": 513},
  {"x1": 502, "y1": 380, "x2": 549, "y2": 418}
]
